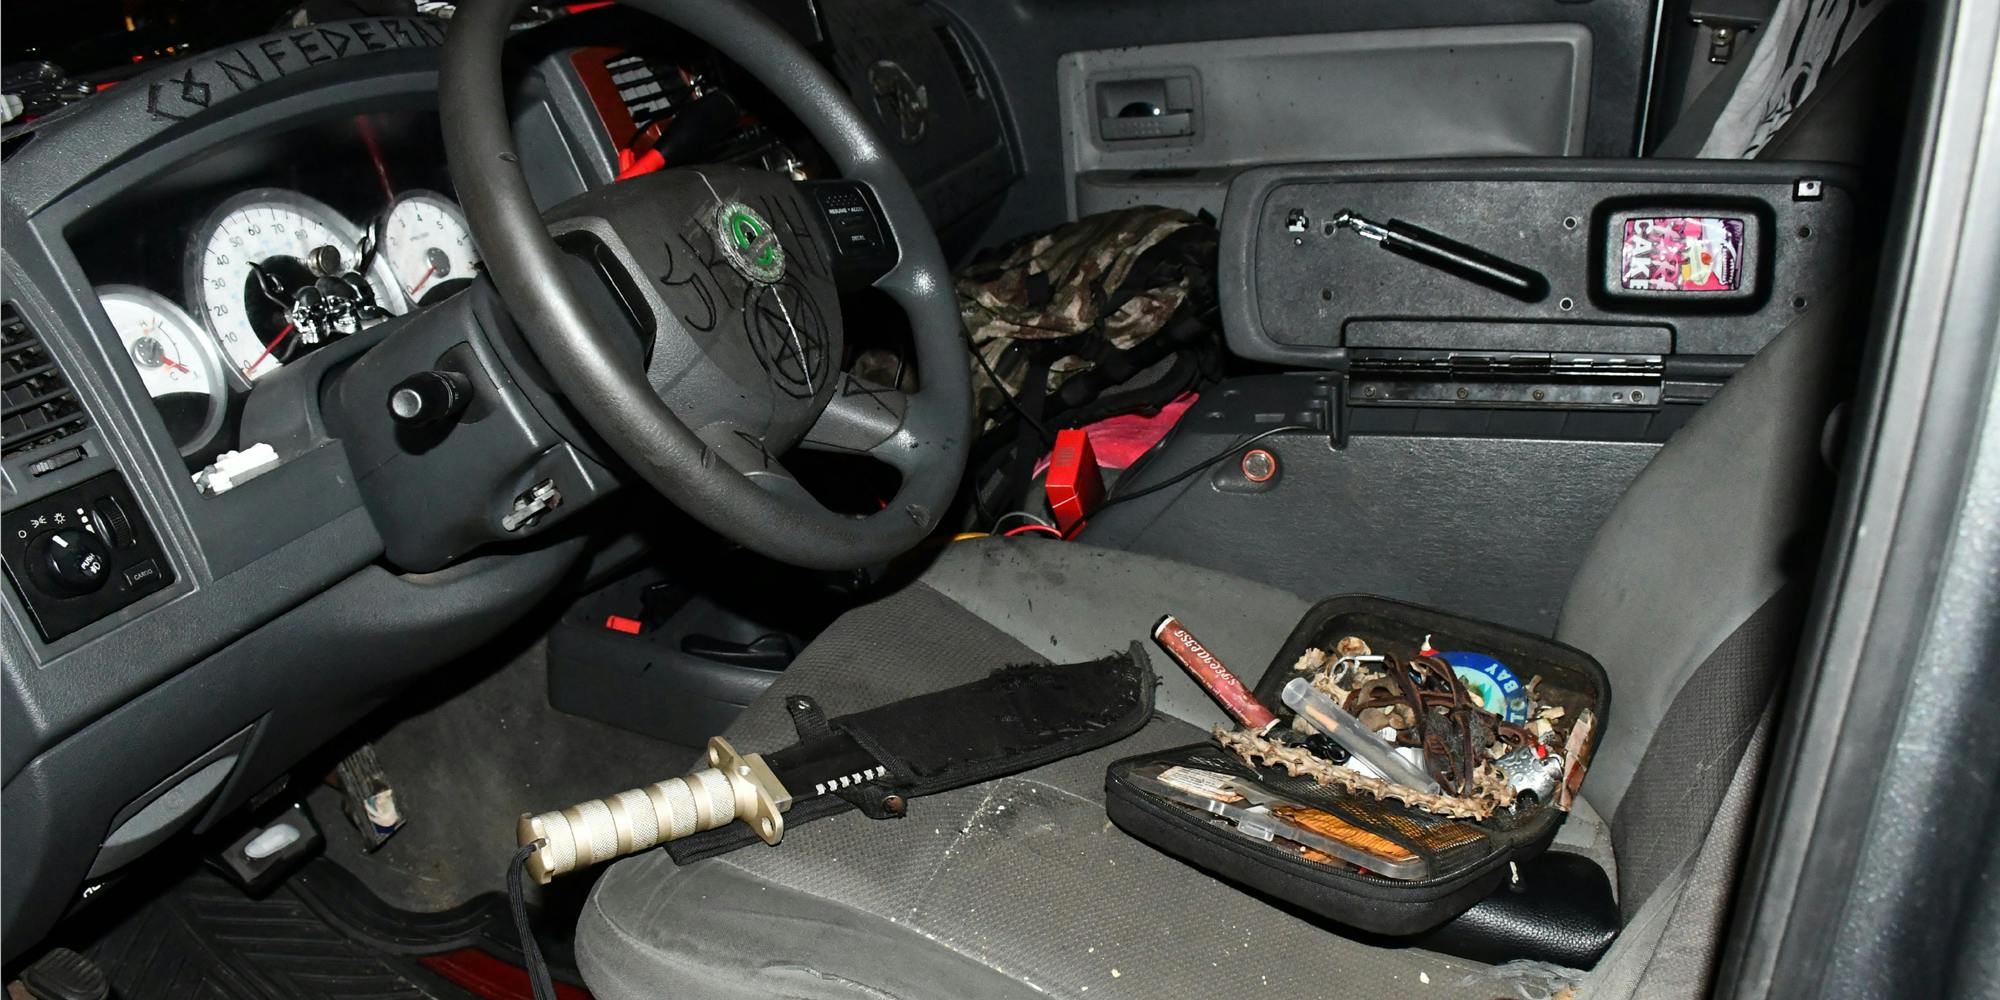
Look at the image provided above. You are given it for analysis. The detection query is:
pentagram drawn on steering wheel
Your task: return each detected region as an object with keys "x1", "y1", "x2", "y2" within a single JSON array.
[{"x1": 745, "y1": 281, "x2": 829, "y2": 398}]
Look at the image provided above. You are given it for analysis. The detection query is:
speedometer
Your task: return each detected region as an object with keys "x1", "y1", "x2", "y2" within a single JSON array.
[
  {"x1": 184, "y1": 189, "x2": 403, "y2": 388},
  {"x1": 96, "y1": 286, "x2": 227, "y2": 456},
  {"x1": 382, "y1": 190, "x2": 477, "y2": 306}
]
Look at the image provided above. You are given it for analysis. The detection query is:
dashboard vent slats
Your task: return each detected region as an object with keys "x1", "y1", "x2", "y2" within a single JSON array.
[
  {"x1": 2, "y1": 303, "x2": 91, "y2": 457},
  {"x1": 934, "y1": 24, "x2": 986, "y2": 101}
]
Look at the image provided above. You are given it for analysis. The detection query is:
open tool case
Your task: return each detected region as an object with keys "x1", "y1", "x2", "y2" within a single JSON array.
[{"x1": 1106, "y1": 596, "x2": 1609, "y2": 938}]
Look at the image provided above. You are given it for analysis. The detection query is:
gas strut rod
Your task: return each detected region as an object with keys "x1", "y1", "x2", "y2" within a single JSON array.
[{"x1": 1333, "y1": 209, "x2": 1551, "y2": 303}]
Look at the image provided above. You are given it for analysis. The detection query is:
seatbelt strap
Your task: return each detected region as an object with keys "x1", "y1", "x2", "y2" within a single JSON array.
[
  {"x1": 1696, "y1": 0, "x2": 1906, "y2": 157},
  {"x1": 1583, "y1": 701, "x2": 1776, "y2": 999}
]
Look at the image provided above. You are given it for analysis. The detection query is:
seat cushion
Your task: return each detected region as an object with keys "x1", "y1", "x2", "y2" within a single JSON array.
[
  {"x1": 577, "y1": 539, "x2": 1520, "y2": 999},
  {"x1": 909, "y1": 537, "x2": 1311, "y2": 729}
]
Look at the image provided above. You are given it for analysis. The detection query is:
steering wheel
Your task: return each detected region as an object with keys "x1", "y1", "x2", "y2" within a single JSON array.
[{"x1": 439, "y1": 0, "x2": 970, "y2": 570}]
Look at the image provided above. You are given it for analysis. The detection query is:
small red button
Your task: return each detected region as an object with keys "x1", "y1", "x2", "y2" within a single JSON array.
[{"x1": 604, "y1": 615, "x2": 642, "y2": 635}]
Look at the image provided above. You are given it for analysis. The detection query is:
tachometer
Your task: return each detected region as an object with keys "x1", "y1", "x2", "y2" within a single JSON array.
[
  {"x1": 96, "y1": 285, "x2": 227, "y2": 456},
  {"x1": 381, "y1": 190, "x2": 477, "y2": 306},
  {"x1": 185, "y1": 189, "x2": 403, "y2": 388}
]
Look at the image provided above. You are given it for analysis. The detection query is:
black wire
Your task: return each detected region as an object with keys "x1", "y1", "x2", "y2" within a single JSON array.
[
  {"x1": 1077, "y1": 424, "x2": 1311, "y2": 531},
  {"x1": 508, "y1": 841, "x2": 560, "y2": 1000},
  {"x1": 971, "y1": 340, "x2": 1054, "y2": 443}
]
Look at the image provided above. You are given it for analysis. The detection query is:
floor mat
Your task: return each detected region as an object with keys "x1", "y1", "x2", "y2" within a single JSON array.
[
  {"x1": 314, "y1": 636, "x2": 699, "y2": 914},
  {"x1": 66, "y1": 854, "x2": 596, "y2": 1000},
  {"x1": 78, "y1": 865, "x2": 473, "y2": 1000},
  {"x1": 68, "y1": 629, "x2": 707, "y2": 997}
]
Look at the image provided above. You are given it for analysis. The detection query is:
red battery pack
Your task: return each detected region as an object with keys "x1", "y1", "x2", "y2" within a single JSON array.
[{"x1": 1043, "y1": 428, "x2": 1104, "y2": 534}]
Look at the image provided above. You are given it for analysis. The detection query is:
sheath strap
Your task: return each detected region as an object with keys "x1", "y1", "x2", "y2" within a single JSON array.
[{"x1": 785, "y1": 695, "x2": 907, "y2": 820}]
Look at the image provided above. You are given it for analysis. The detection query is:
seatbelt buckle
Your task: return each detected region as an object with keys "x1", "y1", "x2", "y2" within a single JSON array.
[
  {"x1": 1044, "y1": 428, "x2": 1104, "y2": 535},
  {"x1": 1689, "y1": 1, "x2": 1769, "y2": 65}
]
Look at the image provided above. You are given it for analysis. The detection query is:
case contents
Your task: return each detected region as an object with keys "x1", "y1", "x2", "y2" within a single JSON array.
[{"x1": 1104, "y1": 595, "x2": 1612, "y2": 938}]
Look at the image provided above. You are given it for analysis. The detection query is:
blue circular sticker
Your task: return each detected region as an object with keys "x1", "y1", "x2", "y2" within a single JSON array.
[{"x1": 1440, "y1": 651, "x2": 1531, "y2": 723}]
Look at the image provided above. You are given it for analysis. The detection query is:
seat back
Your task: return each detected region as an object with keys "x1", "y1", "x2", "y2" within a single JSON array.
[
  {"x1": 1555, "y1": 310, "x2": 1841, "y2": 916},
  {"x1": 1555, "y1": 0, "x2": 1919, "y2": 917}
]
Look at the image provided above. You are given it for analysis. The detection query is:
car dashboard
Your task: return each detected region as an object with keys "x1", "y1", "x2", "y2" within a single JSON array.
[
  {"x1": 0, "y1": 1, "x2": 1016, "y2": 961},
  {"x1": 66, "y1": 112, "x2": 465, "y2": 477}
]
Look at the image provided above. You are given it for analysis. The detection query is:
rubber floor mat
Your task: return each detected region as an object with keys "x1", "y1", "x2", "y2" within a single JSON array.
[
  {"x1": 69, "y1": 857, "x2": 584, "y2": 1000},
  {"x1": 79, "y1": 869, "x2": 465, "y2": 999}
]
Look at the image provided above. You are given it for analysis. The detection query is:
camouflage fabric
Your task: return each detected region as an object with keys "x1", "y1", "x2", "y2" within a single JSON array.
[{"x1": 957, "y1": 206, "x2": 1210, "y2": 428}]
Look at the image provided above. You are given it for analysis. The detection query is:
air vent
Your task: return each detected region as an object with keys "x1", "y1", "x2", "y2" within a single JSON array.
[
  {"x1": 2, "y1": 303, "x2": 91, "y2": 458},
  {"x1": 934, "y1": 24, "x2": 986, "y2": 101}
]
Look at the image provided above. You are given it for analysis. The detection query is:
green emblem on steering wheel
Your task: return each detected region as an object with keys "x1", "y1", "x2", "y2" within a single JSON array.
[{"x1": 715, "y1": 201, "x2": 786, "y2": 284}]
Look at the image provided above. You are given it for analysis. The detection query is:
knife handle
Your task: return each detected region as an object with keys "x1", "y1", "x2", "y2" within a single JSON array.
[{"x1": 517, "y1": 737, "x2": 790, "y2": 884}]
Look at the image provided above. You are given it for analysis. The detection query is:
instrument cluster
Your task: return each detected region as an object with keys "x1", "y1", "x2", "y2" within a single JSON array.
[
  {"x1": 88, "y1": 184, "x2": 477, "y2": 464},
  {"x1": 60, "y1": 109, "x2": 480, "y2": 477}
]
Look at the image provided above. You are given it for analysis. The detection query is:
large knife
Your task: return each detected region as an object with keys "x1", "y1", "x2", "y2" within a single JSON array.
[
  {"x1": 517, "y1": 733, "x2": 886, "y2": 884},
  {"x1": 520, "y1": 644, "x2": 1157, "y2": 883}
]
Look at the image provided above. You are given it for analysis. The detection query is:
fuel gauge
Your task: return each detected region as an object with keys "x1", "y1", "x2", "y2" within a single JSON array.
[
  {"x1": 97, "y1": 285, "x2": 228, "y2": 456},
  {"x1": 382, "y1": 191, "x2": 477, "y2": 306}
]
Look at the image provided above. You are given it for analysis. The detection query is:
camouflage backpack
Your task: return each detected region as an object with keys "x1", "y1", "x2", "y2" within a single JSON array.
[
  {"x1": 954, "y1": 206, "x2": 1224, "y2": 513},
  {"x1": 957, "y1": 205, "x2": 1222, "y2": 434}
]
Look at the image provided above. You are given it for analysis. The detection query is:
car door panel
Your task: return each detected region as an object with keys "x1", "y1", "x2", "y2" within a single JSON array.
[{"x1": 1062, "y1": 25, "x2": 1594, "y2": 218}]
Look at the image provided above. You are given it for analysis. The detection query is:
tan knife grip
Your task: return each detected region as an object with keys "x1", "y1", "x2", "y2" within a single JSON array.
[{"x1": 517, "y1": 736, "x2": 791, "y2": 884}]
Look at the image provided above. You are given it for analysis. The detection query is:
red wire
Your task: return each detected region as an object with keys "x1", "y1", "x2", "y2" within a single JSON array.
[
  {"x1": 1004, "y1": 524, "x2": 1064, "y2": 538},
  {"x1": 354, "y1": 115, "x2": 395, "y2": 204}
]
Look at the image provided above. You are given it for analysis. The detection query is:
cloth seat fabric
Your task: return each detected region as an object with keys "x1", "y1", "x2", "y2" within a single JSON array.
[
  {"x1": 576, "y1": 299, "x2": 1840, "y2": 1000},
  {"x1": 577, "y1": 548, "x2": 1533, "y2": 999}
]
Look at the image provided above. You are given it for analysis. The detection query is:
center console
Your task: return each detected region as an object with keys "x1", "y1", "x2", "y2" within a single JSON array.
[
  {"x1": 1223, "y1": 158, "x2": 1855, "y2": 384},
  {"x1": 1082, "y1": 159, "x2": 1857, "y2": 632}
]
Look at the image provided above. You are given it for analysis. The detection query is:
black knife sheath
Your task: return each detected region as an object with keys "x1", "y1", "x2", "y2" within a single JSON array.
[{"x1": 666, "y1": 642, "x2": 1156, "y2": 863}]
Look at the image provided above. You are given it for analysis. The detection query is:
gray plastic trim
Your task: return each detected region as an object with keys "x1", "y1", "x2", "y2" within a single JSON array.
[
  {"x1": 1057, "y1": 25, "x2": 1595, "y2": 219},
  {"x1": 932, "y1": 0, "x2": 1660, "y2": 250},
  {"x1": 86, "y1": 723, "x2": 254, "y2": 879},
  {"x1": 2, "y1": 536, "x2": 584, "y2": 961},
  {"x1": 0, "y1": 19, "x2": 620, "y2": 960}
]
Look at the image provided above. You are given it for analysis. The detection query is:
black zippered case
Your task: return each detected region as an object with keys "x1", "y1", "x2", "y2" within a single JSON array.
[{"x1": 1105, "y1": 595, "x2": 1610, "y2": 935}]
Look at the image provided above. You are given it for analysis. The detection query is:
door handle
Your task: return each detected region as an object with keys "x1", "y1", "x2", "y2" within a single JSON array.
[{"x1": 1100, "y1": 111, "x2": 1194, "y2": 141}]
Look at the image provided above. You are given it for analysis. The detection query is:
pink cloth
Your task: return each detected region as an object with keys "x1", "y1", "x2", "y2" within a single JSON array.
[{"x1": 1034, "y1": 392, "x2": 1198, "y2": 477}]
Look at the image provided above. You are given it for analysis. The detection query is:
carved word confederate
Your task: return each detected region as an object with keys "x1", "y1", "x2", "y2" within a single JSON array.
[{"x1": 147, "y1": 18, "x2": 445, "y2": 123}]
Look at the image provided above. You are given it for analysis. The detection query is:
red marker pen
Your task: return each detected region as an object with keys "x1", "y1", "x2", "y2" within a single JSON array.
[{"x1": 1152, "y1": 615, "x2": 1279, "y2": 732}]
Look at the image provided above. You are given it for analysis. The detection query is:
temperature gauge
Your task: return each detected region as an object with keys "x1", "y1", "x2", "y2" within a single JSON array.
[
  {"x1": 96, "y1": 285, "x2": 228, "y2": 456},
  {"x1": 382, "y1": 191, "x2": 477, "y2": 306}
]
